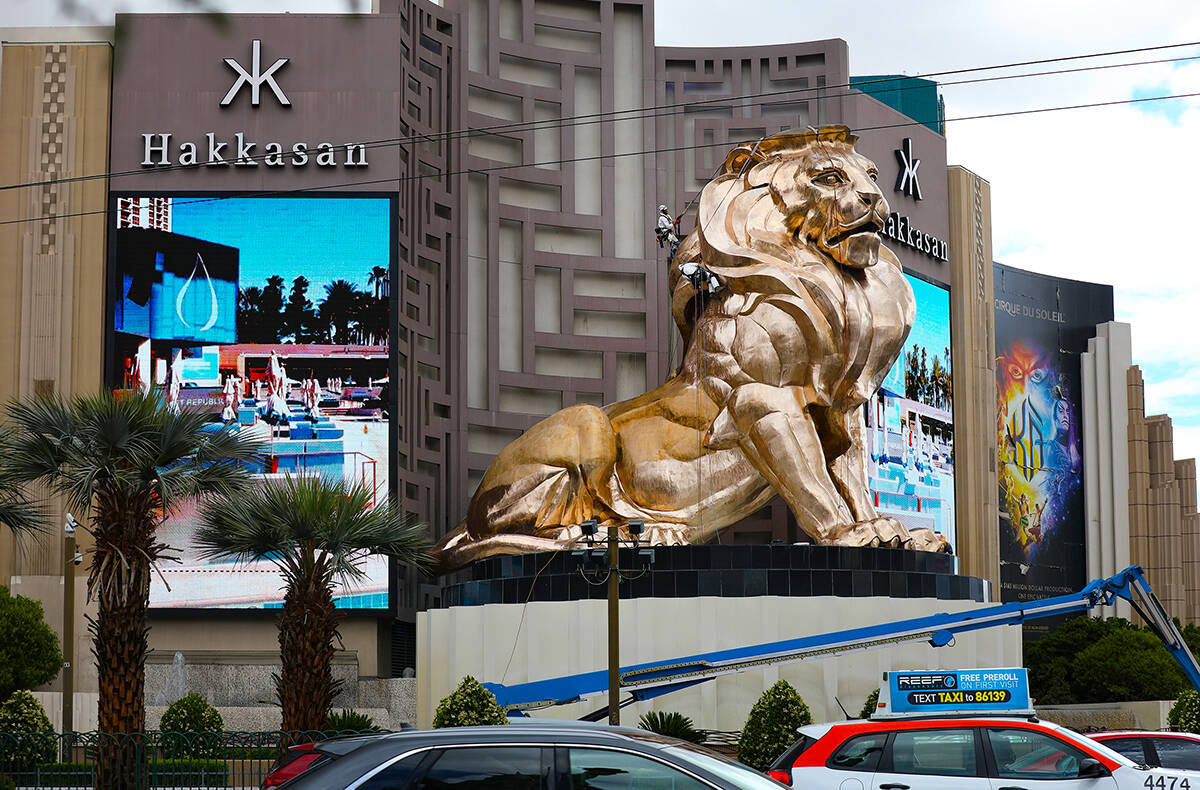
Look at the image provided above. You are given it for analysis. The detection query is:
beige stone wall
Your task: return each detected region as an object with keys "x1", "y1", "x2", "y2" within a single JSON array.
[
  {"x1": 417, "y1": 595, "x2": 1022, "y2": 730},
  {"x1": 947, "y1": 166, "x2": 999, "y2": 591},
  {"x1": 1178, "y1": 459, "x2": 1200, "y2": 624},
  {"x1": 148, "y1": 615, "x2": 383, "y2": 679},
  {"x1": 0, "y1": 40, "x2": 112, "y2": 692},
  {"x1": 1126, "y1": 365, "x2": 1200, "y2": 623}
]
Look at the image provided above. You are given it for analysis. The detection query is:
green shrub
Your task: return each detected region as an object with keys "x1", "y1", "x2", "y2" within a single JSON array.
[
  {"x1": 1027, "y1": 616, "x2": 1189, "y2": 704},
  {"x1": 0, "y1": 690, "x2": 55, "y2": 769},
  {"x1": 433, "y1": 676, "x2": 508, "y2": 728},
  {"x1": 0, "y1": 774, "x2": 13, "y2": 790},
  {"x1": 637, "y1": 711, "x2": 704, "y2": 744},
  {"x1": 2, "y1": 762, "x2": 89, "y2": 788},
  {"x1": 149, "y1": 759, "x2": 228, "y2": 788},
  {"x1": 0, "y1": 586, "x2": 63, "y2": 702},
  {"x1": 159, "y1": 693, "x2": 223, "y2": 759},
  {"x1": 858, "y1": 688, "x2": 880, "y2": 719},
  {"x1": 736, "y1": 680, "x2": 812, "y2": 771},
  {"x1": 1071, "y1": 627, "x2": 1185, "y2": 702},
  {"x1": 1170, "y1": 689, "x2": 1200, "y2": 733},
  {"x1": 326, "y1": 709, "x2": 380, "y2": 733},
  {"x1": 11, "y1": 760, "x2": 226, "y2": 788}
]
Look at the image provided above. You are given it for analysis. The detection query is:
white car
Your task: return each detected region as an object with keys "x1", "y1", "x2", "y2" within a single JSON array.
[{"x1": 769, "y1": 715, "x2": 1200, "y2": 790}]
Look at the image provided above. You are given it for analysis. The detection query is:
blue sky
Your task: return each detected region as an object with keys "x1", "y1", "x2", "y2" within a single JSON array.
[
  {"x1": 881, "y1": 275, "x2": 952, "y2": 400},
  {"x1": 169, "y1": 196, "x2": 391, "y2": 298}
]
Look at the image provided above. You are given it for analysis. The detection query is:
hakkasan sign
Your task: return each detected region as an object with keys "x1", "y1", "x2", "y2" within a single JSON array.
[
  {"x1": 111, "y1": 15, "x2": 403, "y2": 187},
  {"x1": 138, "y1": 40, "x2": 368, "y2": 170}
]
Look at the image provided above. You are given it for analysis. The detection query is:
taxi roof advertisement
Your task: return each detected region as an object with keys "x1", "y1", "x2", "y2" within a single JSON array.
[{"x1": 881, "y1": 668, "x2": 1033, "y2": 717}]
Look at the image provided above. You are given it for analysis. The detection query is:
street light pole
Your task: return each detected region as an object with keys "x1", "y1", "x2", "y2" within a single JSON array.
[
  {"x1": 576, "y1": 519, "x2": 648, "y2": 727},
  {"x1": 607, "y1": 524, "x2": 620, "y2": 726},
  {"x1": 62, "y1": 514, "x2": 78, "y2": 736}
]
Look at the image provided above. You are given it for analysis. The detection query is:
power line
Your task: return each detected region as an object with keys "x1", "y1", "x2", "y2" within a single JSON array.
[
  {"x1": 3, "y1": 87, "x2": 1197, "y2": 229},
  {"x1": 2, "y1": 39, "x2": 1198, "y2": 193}
]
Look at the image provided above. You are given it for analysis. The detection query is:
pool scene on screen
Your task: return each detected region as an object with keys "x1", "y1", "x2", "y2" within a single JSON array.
[
  {"x1": 108, "y1": 195, "x2": 394, "y2": 609},
  {"x1": 866, "y1": 272, "x2": 955, "y2": 549}
]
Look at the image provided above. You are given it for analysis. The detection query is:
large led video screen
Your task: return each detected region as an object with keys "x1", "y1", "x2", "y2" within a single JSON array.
[
  {"x1": 994, "y1": 263, "x2": 1113, "y2": 610},
  {"x1": 107, "y1": 194, "x2": 395, "y2": 610},
  {"x1": 865, "y1": 272, "x2": 955, "y2": 549}
]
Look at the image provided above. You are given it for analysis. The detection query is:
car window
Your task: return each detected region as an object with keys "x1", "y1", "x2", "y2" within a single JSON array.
[
  {"x1": 890, "y1": 729, "x2": 978, "y2": 776},
  {"x1": 768, "y1": 735, "x2": 814, "y2": 771},
  {"x1": 416, "y1": 746, "x2": 544, "y2": 790},
  {"x1": 566, "y1": 747, "x2": 710, "y2": 790},
  {"x1": 988, "y1": 729, "x2": 1090, "y2": 780},
  {"x1": 1151, "y1": 738, "x2": 1200, "y2": 771},
  {"x1": 829, "y1": 733, "x2": 888, "y2": 772},
  {"x1": 1096, "y1": 738, "x2": 1145, "y2": 765},
  {"x1": 357, "y1": 752, "x2": 428, "y2": 790}
]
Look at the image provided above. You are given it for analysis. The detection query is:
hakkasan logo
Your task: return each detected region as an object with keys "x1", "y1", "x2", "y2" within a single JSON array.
[{"x1": 138, "y1": 39, "x2": 368, "y2": 169}]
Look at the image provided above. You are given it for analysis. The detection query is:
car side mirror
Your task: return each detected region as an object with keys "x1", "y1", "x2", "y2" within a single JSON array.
[{"x1": 1078, "y1": 758, "x2": 1110, "y2": 779}]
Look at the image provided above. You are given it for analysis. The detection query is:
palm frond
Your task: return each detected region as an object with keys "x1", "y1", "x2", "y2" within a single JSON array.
[
  {"x1": 196, "y1": 474, "x2": 431, "y2": 590},
  {"x1": 0, "y1": 427, "x2": 46, "y2": 535},
  {"x1": 4, "y1": 390, "x2": 265, "y2": 516}
]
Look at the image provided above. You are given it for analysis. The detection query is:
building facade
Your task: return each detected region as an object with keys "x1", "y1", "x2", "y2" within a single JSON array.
[{"x1": 4, "y1": 0, "x2": 1192, "y2": 728}]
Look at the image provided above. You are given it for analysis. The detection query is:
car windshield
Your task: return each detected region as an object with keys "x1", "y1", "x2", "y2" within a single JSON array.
[
  {"x1": 1052, "y1": 729, "x2": 1139, "y2": 768},
  {"x1": 662, "y1": 745, "x2": 788, "y2": 788}
]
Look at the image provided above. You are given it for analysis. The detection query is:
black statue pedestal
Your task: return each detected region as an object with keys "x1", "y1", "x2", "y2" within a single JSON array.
[{"x1": 441, "y1": 544, "x2": 989, "y2": 608}]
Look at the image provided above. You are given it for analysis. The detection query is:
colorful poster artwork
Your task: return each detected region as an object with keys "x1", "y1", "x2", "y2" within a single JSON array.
[
  {"x1": 108, "y1": 195, "x2": 394, "y2": 610},
  {"x1": 865, "y1": 272, "x2": 955, "y2": 549},
  {"x1": 993, "y1": 263, "x2": 1114, "y2": 611},
  {"x1": 997, "y1": 341, "x2": 1082, "y2": 564}
]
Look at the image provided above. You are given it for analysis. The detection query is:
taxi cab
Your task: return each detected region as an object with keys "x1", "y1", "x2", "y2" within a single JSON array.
[{"x1": 768, "y1": 669, "x2": 1198, "y2": 790}]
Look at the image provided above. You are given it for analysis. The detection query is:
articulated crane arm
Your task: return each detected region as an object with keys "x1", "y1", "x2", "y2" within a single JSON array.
[{"x1": 483, "y1": 565, "x2": 1200, "y2": 714}]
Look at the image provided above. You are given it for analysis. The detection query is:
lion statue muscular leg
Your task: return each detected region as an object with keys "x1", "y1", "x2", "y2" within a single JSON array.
[{"x1": 431, "y1": 126, "x2": 947, "y2": 573}]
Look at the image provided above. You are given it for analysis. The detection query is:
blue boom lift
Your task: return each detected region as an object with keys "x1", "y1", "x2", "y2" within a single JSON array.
[{"x1": 483, "y1": 565, "x2": 1200, "y2": 716}]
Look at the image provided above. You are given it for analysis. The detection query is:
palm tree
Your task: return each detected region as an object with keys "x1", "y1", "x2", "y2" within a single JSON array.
[
  {"x1": 2, "y1": 391, "x2": 262, "y2": 790},
  {"x1": 930, "y1": 357, "x2": 945, "y2": 409},
  {"x1": 195, "y1": 475, "x2": 428, "y2": 732},
  {"x1": 367, "y1": 265, "x2": 389, "y2": 299},
  {"x1": 321, "y1": 280, "x2": 361, "y2": 344}
]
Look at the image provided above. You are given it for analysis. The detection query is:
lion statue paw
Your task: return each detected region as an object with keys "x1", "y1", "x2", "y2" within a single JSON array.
[{"x1": 832, "y1": 517, "x2": 947, "y2": 553}]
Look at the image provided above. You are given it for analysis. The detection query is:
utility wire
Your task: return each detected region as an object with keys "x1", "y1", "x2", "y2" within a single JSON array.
[
  {"x1": 2, "y1": 39, "x2": 1199, "y2": 193},
  {"x1": 3, "y1": 86, "x2": 1196, "y2": 229}
]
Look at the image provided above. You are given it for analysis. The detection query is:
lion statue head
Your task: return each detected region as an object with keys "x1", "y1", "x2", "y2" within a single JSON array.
[{"x1": 671, "y1": 125, "x2": 894, "y2": 354}]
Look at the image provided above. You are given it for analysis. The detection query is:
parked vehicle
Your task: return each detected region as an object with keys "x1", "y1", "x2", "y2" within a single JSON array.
[
  {"x1": 274, "y1": 721, "x2": 786, "y2": 789},
  {"x1": 768, "y1": 715, "x2": 1200, "y2": 790},
  {"x1": 1090, "y1": 731, "x2": 1200, "y2": 771}
]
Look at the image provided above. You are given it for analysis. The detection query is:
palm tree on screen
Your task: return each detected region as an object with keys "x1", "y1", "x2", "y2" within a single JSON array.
[
  {"x1": 321, "y1": 279, "x2": 361, "y2": 344},
  {"x1": 368, "y1": 266, "x2": 389, "y2": 299}
]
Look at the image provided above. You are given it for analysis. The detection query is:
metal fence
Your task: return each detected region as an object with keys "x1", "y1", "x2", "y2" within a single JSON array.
[{"x1": 0, "y1": 729, "x2": 380, "y2": 790}]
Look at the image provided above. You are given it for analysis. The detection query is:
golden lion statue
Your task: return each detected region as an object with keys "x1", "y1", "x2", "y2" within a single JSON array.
[{"x1": 432, "y1": 126, "x2": 945, "y2": 573}]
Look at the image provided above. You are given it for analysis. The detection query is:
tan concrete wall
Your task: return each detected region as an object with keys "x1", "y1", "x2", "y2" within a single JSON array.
[
  {"x1": 947, "y1": 166, "x2": 999, "y2": 591},
  {"x1": 1126, "y1": 365, "x2": 1200, "y2": 624},
  {"x1": 417, "y1": 595, "x2": 1022, "y2": 730},
  {"x1": 148, "y1": 614, "x2": 382, "y2": 678},
  {"x1": 0, "y1": 39, "x2": 112, "y2": 694}
]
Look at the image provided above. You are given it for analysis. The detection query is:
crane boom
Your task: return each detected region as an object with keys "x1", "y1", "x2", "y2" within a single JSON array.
[{"x1": 483, "y1": 565, "x2": 1200, "y2": 712}]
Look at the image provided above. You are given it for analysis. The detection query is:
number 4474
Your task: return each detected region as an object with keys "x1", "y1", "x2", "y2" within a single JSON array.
[{"x1": 1145, "y1": 776, "x2": 1191, "y2": 789}]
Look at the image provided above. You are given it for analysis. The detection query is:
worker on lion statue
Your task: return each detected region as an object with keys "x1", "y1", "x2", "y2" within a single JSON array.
[{"x1": 431, "y1": 125, "x2": 946, "y2": 573}]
